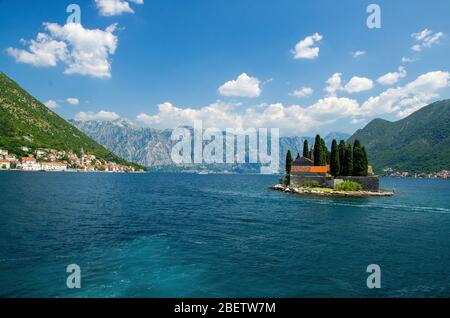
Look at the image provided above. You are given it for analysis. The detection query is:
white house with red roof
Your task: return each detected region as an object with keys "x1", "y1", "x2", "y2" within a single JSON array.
[
  {"x1": 0, "y1": 159, "x2": 10, "y2": 169},
  {"x1": 20, "y1": 157, "x2": 41, "y2": 171},
  {"x1": 41, "y1": 162, "x2": 67, "y2": 171}
]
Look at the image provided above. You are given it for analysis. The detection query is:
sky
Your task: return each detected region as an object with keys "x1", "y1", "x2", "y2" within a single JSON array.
[{"x1": 0, "y1": 0, "x2": 449, "y2": 136}]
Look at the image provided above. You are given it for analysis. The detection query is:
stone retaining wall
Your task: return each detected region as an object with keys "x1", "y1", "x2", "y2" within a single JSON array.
[
  {"x1": 290, "y1": 174, "x2": 380, "y2": 191},
  {"x1": 290, "y1": 175, "x2": 333, "y2": 188},
  {"x1": 341, "y1": 176, "x2": 380, "y2": 191}
]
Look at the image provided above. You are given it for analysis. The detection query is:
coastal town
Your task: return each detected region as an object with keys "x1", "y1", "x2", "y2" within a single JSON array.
[
  {"x1": 0, "y1": 147, "x2": 139, "y2": 172},
  {"x1": 382, "y1": 168, "x2": 450, "y2": 179}
]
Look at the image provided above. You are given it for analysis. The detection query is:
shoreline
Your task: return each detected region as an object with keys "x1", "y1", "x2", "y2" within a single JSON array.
[
  {"x1": 271, "y1": 184, "x2": 394, "y2": 198},
  {"x1": 0, "y1": 169, "x2": 147, "y2": 174}
]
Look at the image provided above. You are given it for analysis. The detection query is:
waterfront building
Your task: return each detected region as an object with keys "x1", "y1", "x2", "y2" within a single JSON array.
[
  {"x1": 0, "y1": 159, "x2": 11, "y2": 169},
  {"x1": 41, "y1": 162, "x2": 67, "y2": 171},
  {"x1": 290, "y1": 156, "x2": 329, "y2": 176},
  {"x1": 20, "y1": 157, "x2": 41, "y2": 171}
]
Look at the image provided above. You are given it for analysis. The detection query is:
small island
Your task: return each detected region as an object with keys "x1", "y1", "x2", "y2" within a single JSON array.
[{"x1": 274, "y1": 135, "x2": 394, "y2": 198}]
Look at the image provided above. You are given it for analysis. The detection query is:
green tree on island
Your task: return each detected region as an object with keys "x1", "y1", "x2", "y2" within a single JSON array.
[
  {"x1": 330, "y1": 139, "x2": 340, "y2": 177},
  {"x1": 338, "y1": 140, "x2": 346, "y2": 176},
  {"x1": 314, "y1": 135, "x2": 327, "y2": 166},
  {"x1": 343, "y1": 144, "x2": 353, "y2": 176},
  {"x1": 321, "y1": 138, "x2": 329, "y2": 164},
  {"x1": 352, "y1": 140, "x2": 368, "y2": 176},
  {"x1": 362, "y1": 146, "x2": 369, "y2": 175},
  {"x1": 303, "y1": 140, "x2": 309, "y2": 158},
  {"x1": 285, "y1": 136, "x2": 370, "y2": 177},
  {"x1": 286, "y1": 150, "x2": 293, "y2": 174}
]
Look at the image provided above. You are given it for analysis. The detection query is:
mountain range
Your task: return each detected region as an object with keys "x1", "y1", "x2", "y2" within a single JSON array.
[
  {"x1": 74, "y1": 100, "x2": 450, "y2": 174},
  {"x1": 72, "y1": 118, "x2": 349, "y2": 172}
]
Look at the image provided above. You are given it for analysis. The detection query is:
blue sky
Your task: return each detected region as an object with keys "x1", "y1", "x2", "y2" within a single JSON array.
[{"x1": 0, "y1": 0, "x2": 449, "y2": 136}]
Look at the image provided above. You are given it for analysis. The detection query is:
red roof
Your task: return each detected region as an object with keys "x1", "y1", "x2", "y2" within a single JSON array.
[{"x1": 291, "y1": 165, "x2": 329, "y2": 174}]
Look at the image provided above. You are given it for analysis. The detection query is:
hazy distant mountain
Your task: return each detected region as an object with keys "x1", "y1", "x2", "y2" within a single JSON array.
[
  {"x1": 348, "y1": 99, "x2": 450, "y2": 173},
  {"x1": 70, "y1": 119, "x2": 175, "y2": 167},
  {"x1": 72, "y1": 119, "x2": 350, "y2": 172}
]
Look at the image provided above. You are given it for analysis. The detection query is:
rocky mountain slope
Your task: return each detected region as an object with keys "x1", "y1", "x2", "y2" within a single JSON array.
[
  {"x1": 0, "y1": 72, "x2": 141, "y2": 169},
  {"x1": 348, "y1": 99, "x2": 450, "y2": 172}
]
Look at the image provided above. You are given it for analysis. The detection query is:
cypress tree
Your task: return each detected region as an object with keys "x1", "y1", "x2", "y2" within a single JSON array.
[
  {"x1": 286, "y1": 150, "x2": 293, "y2": 174},
  {"x1": 344, "y1": 144, "x2": 353, "y2": 176},
  {"x1": 321, "y1": 138, "x2": 328, "y2": 165},
  {"x1": 352, "y1": 140, "x2": 365, "y2": 176},
  {"x1": 362, "y1": 146, "x2": 369, "y2": 176},
  {"x1": 338, "y1": 140, "x2": 346, "y2": 176},
  {"x1": 313, "y1": 135, "x2": 322, "y2": 166},
  {"x1": 330, "y1": 139, "x2": 340, "y2": 177},
  {"x1": 303, "y1": 140, "x2": 309, "y2": 158}
]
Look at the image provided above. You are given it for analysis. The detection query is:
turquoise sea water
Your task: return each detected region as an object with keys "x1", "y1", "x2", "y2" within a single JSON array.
[{"x1": 0, "y1": 171, "x2": 449, "y2": 297}]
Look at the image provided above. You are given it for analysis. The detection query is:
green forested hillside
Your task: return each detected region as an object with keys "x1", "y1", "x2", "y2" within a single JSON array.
[
  {"x1": 0, "y1": 72, "x2": 141, "y2": 168},
  {"x1": 348, "y1": 99, "x2": 450, "y2": 173}
]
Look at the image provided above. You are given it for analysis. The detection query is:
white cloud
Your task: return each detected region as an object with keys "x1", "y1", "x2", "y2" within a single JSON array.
[
  {"x1": 411, "y1": 44, "x2": 422, "y2": 52},
  {"x1": 47, "y1": 23, "x2": 118, "y2": 78},
  {"x1": 75, "y1": 110, "x2": 120, "y2": 121},
  {"x1": 218, "y1": 73, "x2": 261, "y2": 97},
  {"x1": 6, "y1": 33, "x2": 68, "y2": 67},
  {"x1": 361, "y1": 71, "x2": 450, "y2": 117},
  {"x1": 377, "y1": 66, "x2": 407, "y2": 86},
  {"x1": 411, "y1": 28, "x2": 445, "y2": 52},
  {"x1": 423, "y1": 32, "x2": 444, "y2": 47},
  {"x1": 137, "y1": 101, "x2": 245, "y2": 130},
  {"x1": 351, "y1": 118, "x2": 367, "y2": 125},
  {"x1": 412, "y1": 29, "x2": 432, "y2": 41},
  {"x1": 401, "y1": 56, "x2": 416, "y2": 63},
  {"x1": 290, "y1": 87, "x2": 313, "y2": 98},
  {"x1": 325, "y1": 73, "x2": 373, "y2": 95},
  {"x1": 7, "y1": 22, "x2": 118, "y2": 79},
  {"x1": 307, "y1": 97, "x2": 359, "y2": 118},
  {"x1": 351, "y1": 50, "x2": 366, "y2": 58},
  {"x1": 292, "y1": 33, "x2": 323, "y2": 59},
  {"x1": 343, "y1": 76, "x2": 373, "y2": 93},
  {"x1": 136, "y1": 70, "x2": 449, "y2": 134},
  {"x1": 95, "y1": 0, "x2": 144, "y2": 16},
  {"x1": 44, "y1": 100, "x2": 58, "y2": 109},
  {"x1": 324, "y1": 73, "x2": 342, "y2": 96},
  {"x1": 136, "y1": 97, "x2": 359, "y2": 135},
  {"x1": 66, "y1": 97, "x2": 79, "y2": 105}
]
